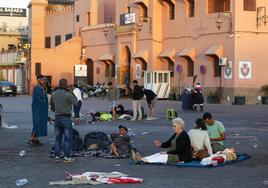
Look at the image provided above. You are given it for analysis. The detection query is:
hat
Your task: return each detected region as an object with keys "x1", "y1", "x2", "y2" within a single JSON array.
[
  {"x1": 36, "y1": 75, "x2": 45, "y2": 80},
  {"x1": 118, "y1": 125, "x2": 128, "y2": 131}
]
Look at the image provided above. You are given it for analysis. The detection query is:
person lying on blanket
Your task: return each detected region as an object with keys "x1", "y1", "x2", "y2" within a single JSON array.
[
  {"x1": 110, "y1": 125, "x2": 131, "y2": 157},
  {"x1": 132, "y1": 118, "x2": 192, "y2": 164}
]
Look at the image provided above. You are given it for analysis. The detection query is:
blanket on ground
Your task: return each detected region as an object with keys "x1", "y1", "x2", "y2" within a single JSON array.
[{"x1": 132, "y1": 153, "x2": 250, "y2": 168}]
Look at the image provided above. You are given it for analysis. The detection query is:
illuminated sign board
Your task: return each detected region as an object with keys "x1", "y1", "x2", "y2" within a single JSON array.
[
  {"x1": 0, "y1": 7, "x2": 27, "y2": 17},
  {"x1": 120, "y1": 12, "x2": 135, "y2": 25}
]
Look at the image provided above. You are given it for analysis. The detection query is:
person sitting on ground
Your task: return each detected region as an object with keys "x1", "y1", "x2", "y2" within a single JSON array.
[
  {"x1": 142, "y1": 87, "x2": 157, "y2": 120},
  {"x1": 132, "y1": 118, "x2": 192, "y2": 164},
  {"x1": 106, "y1": 82, "x2": 120, "y2": 120},
  {"x1": 110, "y1": 125, "x2": 131, "y2": 157},
  {"x1": 188, "y1": 118, "x2": 213, "y2": 160},
  {"x1": 203, "y1": 112, "x2": 226, "y2": 153}
]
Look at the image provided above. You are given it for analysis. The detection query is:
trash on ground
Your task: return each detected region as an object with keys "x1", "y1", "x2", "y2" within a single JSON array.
[
  {"x1": 16, "y1": 178, "x2": 28, "y2": 186},
  {"x1": 49, "y1": 171, "x2": 143, "y2": 185},
  {"x1": 128, "y1": 130, "x2": 136, "y2": 136},
  {"x1": 141, "y1": 132, "x2": 149, "y2": 135},
  {"x1": 252, "y1": 143, "x2": 258, "y2": 148},
  {"x1": 19, "y1": 150, "x2": 26, "y2": 157},
  {"x1": 115, "y1": 164, "x2": 121, "y2": 167},
  {"x1": 2, "y1": 124, "x2": 18, "y2": 129}
]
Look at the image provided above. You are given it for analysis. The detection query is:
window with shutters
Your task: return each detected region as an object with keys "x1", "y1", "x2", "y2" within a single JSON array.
[
  {"x1": 65, "y1": 34, "x2": 72, "y2": 41},
  {"x1": 212, "y1": 56, "x2": 221, "y2": 77},
  {"x1": 35, "y1": 63, "x2": 41, "y2": 76},
  {"x1": 162, "y1": 0, "x2": 175, "y2": 20},
  {"x1": 186, "y1": 57, "x2": 194, "y2": 77},
  {"x1": 76, "y1": 15, "x2": 80, "y2": 22},
  {"x1": 208, "y1": 0, "x2": 230, "y2": 14},
  {"x1": 45, "y1": 37, "x2": 51, "y2": 48},
  {"x1": 55, "y1": 35, "x2": 61, "y2": 46},
  {"x1": 186, "y1": 0, "x2": 195, "y2": 17},
  {"x1": 244, "y1": 0, "x2": 256, "y2": 11}
]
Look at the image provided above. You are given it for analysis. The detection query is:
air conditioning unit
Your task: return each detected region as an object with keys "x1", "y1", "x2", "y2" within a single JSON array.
[{"x1": 219, "y1": 57, "x2": 228, "y2": 66}]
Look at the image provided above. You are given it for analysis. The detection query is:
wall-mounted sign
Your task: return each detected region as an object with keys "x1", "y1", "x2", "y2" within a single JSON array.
[
  {"x1": 239, "y1": 61, "x2": 252, "y2": 79},
  {"x1": 120, "y1": 12, "x2": 135, "y2": 25},
  {"x1": 136, "y1": 64, "x2": 141, "y2": 79},
  {"x1": 224, "y1": 61, "x2": 232, "y2": 79},
  {"x1": 74, "y1": 65, "x2": 87, "y2": 77},
  {"x1": 176, "y1": 64, "x2": 182, "y2": 74},
  {"x1": 0, "y1": 7, "x2": 26, "y2": 17},
  {"x1": 200, "y1": 65, "x2": 206, "y2": 75}
]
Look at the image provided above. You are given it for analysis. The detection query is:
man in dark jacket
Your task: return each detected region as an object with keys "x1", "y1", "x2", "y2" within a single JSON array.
[
  {"x1": 50, "y1": 78, "x2": 78, "y2": 163},
  {"x1": 142, "y1": 87, "x2": 157, "y2": 120},
  {"x1": 131, "y1": 80, "x2": 144, "y2": 121}
]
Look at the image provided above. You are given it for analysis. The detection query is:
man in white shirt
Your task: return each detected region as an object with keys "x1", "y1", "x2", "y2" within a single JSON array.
[{"x1": 73, "y1": 84, "x2": 82, "y2": 125}]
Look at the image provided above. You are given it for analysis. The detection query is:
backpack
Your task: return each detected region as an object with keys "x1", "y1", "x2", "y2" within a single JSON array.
[
  {"x1": 84, "y1": 131, "x2": 111, "y2": 150},
  {"x1": 72, "y1": 129, "x2": 84, "y2": 151}
]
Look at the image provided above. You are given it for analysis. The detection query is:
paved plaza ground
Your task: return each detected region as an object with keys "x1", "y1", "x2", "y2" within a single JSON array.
[{"x1": 0, "y1": 95, "x2": 268, "y2": 188}]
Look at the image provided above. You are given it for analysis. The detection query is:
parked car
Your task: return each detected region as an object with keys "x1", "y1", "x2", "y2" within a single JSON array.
[{"x1": 0, "y1": 81, "x2": 17, "y2": 96}]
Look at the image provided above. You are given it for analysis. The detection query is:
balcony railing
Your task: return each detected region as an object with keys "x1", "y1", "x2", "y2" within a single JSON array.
[
  {"x1": 0, "y1": 51, "x2": 27, "y2": 65},
  {"x1": 0, "y1": 26, "x2": 29, "y2": 34}
]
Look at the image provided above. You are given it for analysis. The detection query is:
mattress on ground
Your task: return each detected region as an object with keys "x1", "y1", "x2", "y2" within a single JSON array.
[{"x1": 132, "y1": 154, "x2": 250, "y2": 168}]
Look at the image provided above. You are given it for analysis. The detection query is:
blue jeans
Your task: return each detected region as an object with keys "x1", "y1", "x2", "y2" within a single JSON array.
[
  {"x1": 73, "y1": 100, "x2": 82, "y2": 118},
  {"x1": 54, "y1": 116, "x2": 73, "y2": 157}
]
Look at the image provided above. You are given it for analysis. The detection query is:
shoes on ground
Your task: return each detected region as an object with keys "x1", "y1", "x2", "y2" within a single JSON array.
[
  {"x1": 54, "y1": 156, "x2": 61, "y2": 162},
  {"x1": 63, "y1": 157, "x2": 75, "y2": 163}
]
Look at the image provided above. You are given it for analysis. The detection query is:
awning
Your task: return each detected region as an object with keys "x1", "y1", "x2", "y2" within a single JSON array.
[
  {"x1": 134, "y1": 0, "x2": 149, "y2": 7},
  {"x1": 98, "y1": 53, "x2": 114, "y2": 62},
  {"x1": 158, "y1": 49, "x2": 176, "y2": 60},
  {"x1": 133, "y1": 50, "x2": 148, "y2": 63},
  {"x1": 204, "y1": 45, "x2": 223, "y2": 58},
  {"x1": 177, "y1": 48, "x2": 195, "y2": 61}
]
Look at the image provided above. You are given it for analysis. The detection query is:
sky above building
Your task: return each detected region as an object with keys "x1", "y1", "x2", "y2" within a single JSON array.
[{"x1": 0, "y1": 0, "x2": 31, "y2": 8}]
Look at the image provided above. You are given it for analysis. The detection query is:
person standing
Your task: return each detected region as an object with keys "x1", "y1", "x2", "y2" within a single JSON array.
[
  {"x1": 29, "y1": 75, "x2": 48, "y2": 146},
  {"x1": 203, "y1": 112, "x2": 226, "y2": 153},
  {"x1": 73, "y1": 84, "x2": 83, "y2": 125},
  {"x1": 142, "y1": 87, "x2": 157, "y2": 120},
  {"x1": 131, "y1": 80, "x2": 144, "y2": 121},
  {"x1": 50, "y1": 79, "x2": 78, "y2": 162},
  {"x1": 193, "y1": 83, "x2": 204, "y2": 111},
  {"x1": 107, "y1": 81, "x2": 120, "y2": 120}
]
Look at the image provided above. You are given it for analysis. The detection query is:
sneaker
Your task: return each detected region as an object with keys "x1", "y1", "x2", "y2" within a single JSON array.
[
  {"x1": 54, "y1": 156, "x2": 61, "y2": 162},
  {"x1": 131, "y1": 118, "x2": 136, "y2": 121},
  {"x1": 63, "y1": 157, "x2": 74, "y2": 163}
]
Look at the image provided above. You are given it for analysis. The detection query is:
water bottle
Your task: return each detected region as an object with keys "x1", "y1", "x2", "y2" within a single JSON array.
[
  {"x1": 16, "y1": 178, "x2": 28, "y2": 186},
  {"x1": 19, "y1": 150, "x2": 26, "y2": 157}
]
